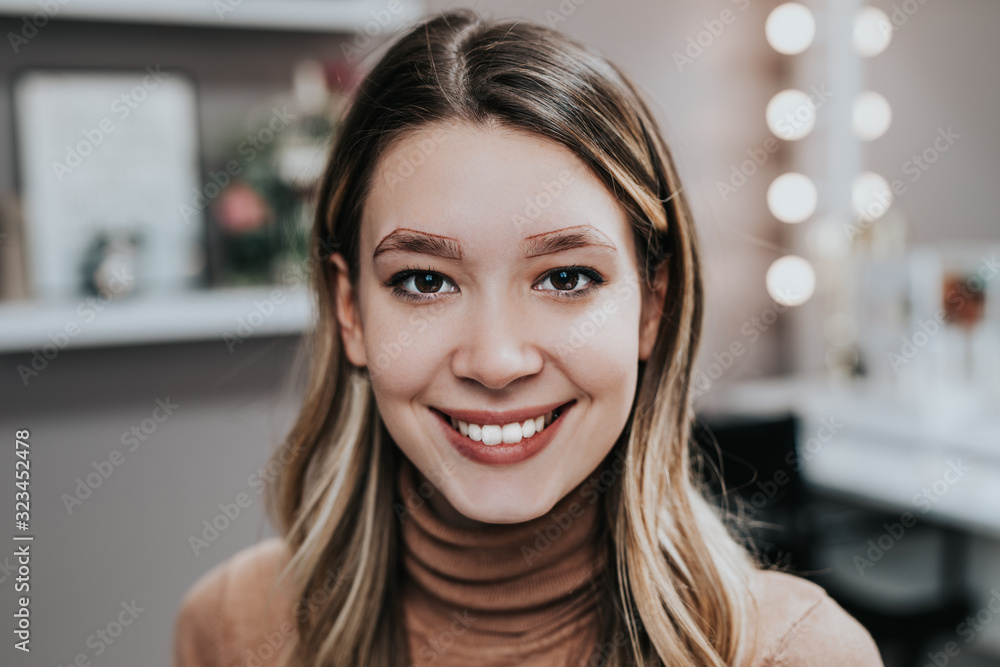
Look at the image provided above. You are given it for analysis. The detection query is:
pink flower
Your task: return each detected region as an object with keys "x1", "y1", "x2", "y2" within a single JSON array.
[{"x1": 213, "y1": 181, "x2": 271, "y2": 233}]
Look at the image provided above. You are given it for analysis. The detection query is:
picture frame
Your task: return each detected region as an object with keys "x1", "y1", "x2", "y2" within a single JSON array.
[{"x1": 12, "y1": 67, "x2": 205, "y2": 301}]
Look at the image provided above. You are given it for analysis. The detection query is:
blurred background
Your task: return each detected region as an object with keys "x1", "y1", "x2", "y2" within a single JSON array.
[{"x1": 0, "y1": 0, "x2": 998, "y2": 665}]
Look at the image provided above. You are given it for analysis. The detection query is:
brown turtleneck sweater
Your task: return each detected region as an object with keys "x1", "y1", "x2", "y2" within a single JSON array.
[
  {"x1": 399, "y1": 457, "x2": 607, "y2": 666},
  {"x1": 173, "y1": 459, "x2": 884, "y2": 666}
]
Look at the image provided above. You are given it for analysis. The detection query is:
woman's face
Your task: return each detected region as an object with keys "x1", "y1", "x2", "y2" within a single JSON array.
[{"x1": 331, "y1": 120, "x2": 666, "y2": 526}]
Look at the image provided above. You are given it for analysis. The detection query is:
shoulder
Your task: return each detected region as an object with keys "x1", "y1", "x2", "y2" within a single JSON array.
[
  {"x1": 173, "y1": 537, "x2": 295, "y2": 667},
  {"x1": 746, "y1": 568, "x2": 883, "y2": 667}
]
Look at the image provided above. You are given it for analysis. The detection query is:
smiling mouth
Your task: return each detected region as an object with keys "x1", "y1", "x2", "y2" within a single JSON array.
[{"x1": 431, "y1": 400, "x2": 575, "y2": 447}]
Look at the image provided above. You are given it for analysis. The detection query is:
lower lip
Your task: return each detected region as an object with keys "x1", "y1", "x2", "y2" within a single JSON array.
[{"x1": 431, "y1": 401, "x2": 575, "y2": 466}]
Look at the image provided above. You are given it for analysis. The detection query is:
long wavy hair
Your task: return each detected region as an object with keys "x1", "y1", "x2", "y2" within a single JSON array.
[{"x1": 264, "y1": 10, "x2": 760, "y2": 667}]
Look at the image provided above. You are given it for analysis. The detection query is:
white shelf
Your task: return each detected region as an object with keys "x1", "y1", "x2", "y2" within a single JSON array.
[
  {"x1": 0, "y1": 0, "x2": 424, "y2": 33},
  {"x1": 0, "y1": 284, "x2": 314, "y2": 353}
]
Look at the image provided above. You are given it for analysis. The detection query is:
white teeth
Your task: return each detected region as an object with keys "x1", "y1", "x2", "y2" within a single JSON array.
[
  {"x1": 481, "y1": 425, "x2": 503, "y2": 446},
  {"x1": 453, "y1": 409, "x2": 556, "y2": 445}
]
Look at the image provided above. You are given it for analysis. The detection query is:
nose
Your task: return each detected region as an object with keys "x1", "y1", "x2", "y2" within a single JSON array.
[{"x1": 450, "y1": 292, "x2": 544, "y2": 390}]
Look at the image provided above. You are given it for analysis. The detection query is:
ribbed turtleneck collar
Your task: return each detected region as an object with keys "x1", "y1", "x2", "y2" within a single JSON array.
[{"x1": 397, "y1": 456, "x2": 608, "y2": 666}]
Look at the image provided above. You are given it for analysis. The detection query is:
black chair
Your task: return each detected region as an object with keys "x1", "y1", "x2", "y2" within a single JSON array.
[
  {"x1": 691, "y1": 412, "x2": 975, "y2": 667},
  {"x1": 692, "y1": 413, "x2": 815, "y2": 568}
]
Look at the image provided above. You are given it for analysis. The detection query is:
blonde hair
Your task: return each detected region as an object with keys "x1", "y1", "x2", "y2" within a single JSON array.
[{"x1": 265, "y1": 10, "x2": 760, "y2": 666}]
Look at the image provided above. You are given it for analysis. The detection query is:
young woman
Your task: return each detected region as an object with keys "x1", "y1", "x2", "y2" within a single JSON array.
[{"x1": 174, "y1": 10, "x2": 883, "y2": 667}]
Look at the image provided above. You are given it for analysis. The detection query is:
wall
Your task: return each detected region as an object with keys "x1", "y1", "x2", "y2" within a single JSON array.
[
  {"x1": 867, "y1": 0, "x2": 1000, "y2": 245},
  {"x1": 0, "y1": 16, "x2": 339, "y2": 666}
]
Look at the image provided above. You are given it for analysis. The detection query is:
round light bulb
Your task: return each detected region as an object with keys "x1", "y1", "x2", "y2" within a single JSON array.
[
  {"x1": 766, "y1": 89, "x2": 816, "y2": 141},
  {"x1": 853, "y1": 91, "x2": 892, "y2": 141},
  {"x1": 852, "y1": 171, "x2": 893, "y2": 222},
  {"x1": 766, "y1": 3, "x2": 816, "y2": 55},
  {"x1": 854, "y1": 7, "x2": 892, "y2": 57},
  {"x1": 766, "y1": 255, "x2": 816, "y2": 306},
  {"x1": 767, "y1": 173, "x2": 817, "y2": 223}
]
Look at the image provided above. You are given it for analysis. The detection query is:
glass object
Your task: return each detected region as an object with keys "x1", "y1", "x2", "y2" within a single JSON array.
[
  {"x1": 901, "y1": 244, "x2": 1000, "y2": 417},
  {"x1": 940, "y1": 245, "x2": 990, "y2": 391}
]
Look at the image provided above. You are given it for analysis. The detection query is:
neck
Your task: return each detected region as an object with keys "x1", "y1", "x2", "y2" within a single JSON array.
[{"x1": 397, "y1": 456, "x2": 609, "y2": 665}]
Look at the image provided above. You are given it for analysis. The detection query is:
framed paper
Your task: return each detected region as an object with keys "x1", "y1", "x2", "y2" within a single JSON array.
[{"x1": 13, "y1": 68, "x2": 204, "y2": 301}]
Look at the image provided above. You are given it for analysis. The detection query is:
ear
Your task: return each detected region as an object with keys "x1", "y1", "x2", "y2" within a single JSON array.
[
  {"x1": 330, "y1": 252, "x2": 368, "y2": 368},
  {"x1": 638, "y1": 260, "x2": 668, "y2": 362}
]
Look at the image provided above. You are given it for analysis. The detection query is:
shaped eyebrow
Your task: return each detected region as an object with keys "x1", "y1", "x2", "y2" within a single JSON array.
[
  {"x1": 372, "y1": 229, "x2": 461, "y2": 260},
  {"x1": 521, "y1": 225, "x2": 617, "y2": 258},
  {"x1": 372, "y1": 225, "x2": 617, "y2": 260}
]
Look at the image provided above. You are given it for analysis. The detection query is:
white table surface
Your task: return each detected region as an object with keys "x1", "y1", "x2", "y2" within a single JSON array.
[{"x1": 697, "y1": 374, "x2": 1000, "y2": 538}]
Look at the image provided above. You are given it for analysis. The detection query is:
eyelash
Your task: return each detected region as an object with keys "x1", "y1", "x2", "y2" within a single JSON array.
[{"x1": 384, "y1": 264, "x2": 607, "y2": 303}]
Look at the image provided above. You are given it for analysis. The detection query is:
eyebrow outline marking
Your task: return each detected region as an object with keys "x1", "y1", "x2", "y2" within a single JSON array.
[
  {"x1": 371, "y1": 224, "x2": 617, "y2": 261},
  {"x1": 521, "y1": 225, "x2": 618, "y2": 258},
  {"x1": 372, "y1": 228, "x2": 462, "y2": 261}
]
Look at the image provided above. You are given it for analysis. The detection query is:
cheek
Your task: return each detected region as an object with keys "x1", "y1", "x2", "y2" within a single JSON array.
[
  {"x1": 363, "y1": 308, "x2": 441, "y2": 394},
  {"x1": 555, "y1": 292, "x2": 642, "y2": 453},
  {"x1": 364, "y1": 311, "x2": 438, "y2": 461},
  {"x1": 557, "y1": 289, "x2": 642, "y2": 378}
]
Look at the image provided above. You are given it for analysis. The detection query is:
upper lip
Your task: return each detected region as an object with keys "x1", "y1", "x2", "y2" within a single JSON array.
[{"x1": 432, "y1": 399, "x2": 575, "y2": 426}]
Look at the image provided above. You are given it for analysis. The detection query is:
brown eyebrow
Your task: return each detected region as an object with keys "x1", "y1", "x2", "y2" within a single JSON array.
[
  {"x1": 372, "y1": 228, "x2": 462, "y2": 260},
  {"x1": 522, "y1": 225, "x2": 617, "y2": 258},
  {"x1": 372, "y1": 225, "x2": 617, "y2": 261}
]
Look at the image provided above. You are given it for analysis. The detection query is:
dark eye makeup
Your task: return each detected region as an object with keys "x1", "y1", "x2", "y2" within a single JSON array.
[{"x1": 382, "y1": 265, "x2": 607, "y2": 303}]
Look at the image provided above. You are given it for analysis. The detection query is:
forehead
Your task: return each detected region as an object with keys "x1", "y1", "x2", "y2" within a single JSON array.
[{"x1": 360, "y1": 121, "x2": 633, "y2": 261}]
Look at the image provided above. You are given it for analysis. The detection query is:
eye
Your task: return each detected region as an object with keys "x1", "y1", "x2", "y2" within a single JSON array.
[
  {"x1": 536, "y1": 266, "x2": 606, "y2": 299},
  {"x1": 384, "y1": 265, "x2": 458, "y2": 302},
  {"x1": 383, "y1": 265, "x2": 607, "y2": 303}
]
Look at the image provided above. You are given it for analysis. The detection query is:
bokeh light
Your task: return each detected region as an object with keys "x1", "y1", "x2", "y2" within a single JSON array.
[
  {"x1": 767, "y1": 172, "x2": 818, "y2": 223},
  {"x1": 766, "y1": 255, "x2": 816, "y2": 306},
  {"x1": 854, "y1": 7, "x2": 892, "y2": 57},
  {"x1": 852, "y1": 171, "x2": 893, "y2": 221},
  {"x1": 767, "y1": 89, "x2": 816, "y2": 141},
  {"x1": 766, "y1": 3, "x2": 816, "y2": 55},
  {"x1": 853, "y1": 91, "x2": 892, "y2": 141}
]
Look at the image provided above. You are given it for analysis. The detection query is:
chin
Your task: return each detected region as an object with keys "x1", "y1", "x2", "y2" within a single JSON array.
[{"x1": 442, "y1": 474, "x2": 566, "y2": 525}]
